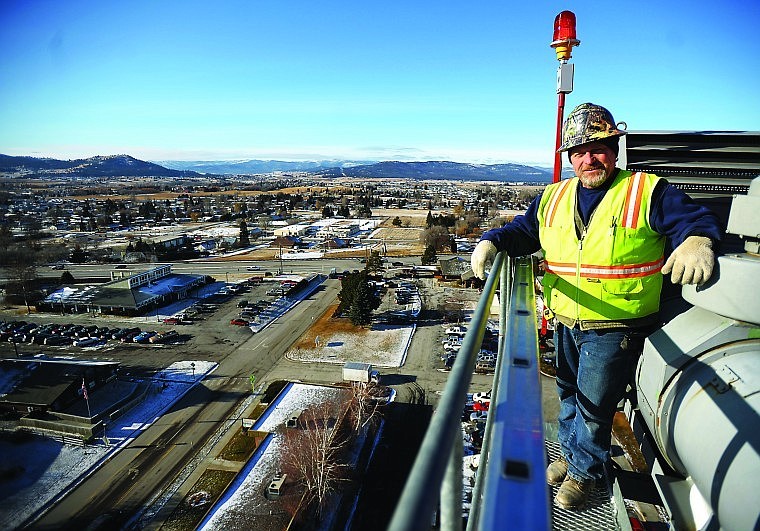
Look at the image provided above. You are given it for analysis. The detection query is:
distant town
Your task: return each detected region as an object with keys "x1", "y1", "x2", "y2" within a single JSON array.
[
  {"x1": 0, "y1": 155, "x2": 545, "y2": 283},
  {"x1": 0, "y1": 156, "x2": 546, "y2": 530}
]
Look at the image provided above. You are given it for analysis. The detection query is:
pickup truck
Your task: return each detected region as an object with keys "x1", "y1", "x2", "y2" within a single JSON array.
[{"x1": 444, "y1": 325, "x2": 467, "y2": 336}]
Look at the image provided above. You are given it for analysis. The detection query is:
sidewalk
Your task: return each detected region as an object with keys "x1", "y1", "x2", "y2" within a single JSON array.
[{"x1": 141, "y1": 391, "x2": 263, "y2": 530}]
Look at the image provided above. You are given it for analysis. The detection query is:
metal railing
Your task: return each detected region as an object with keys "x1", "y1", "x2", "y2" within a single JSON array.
[{"x1": 388, "y1": 254, "x2": 548, "y2": 531}]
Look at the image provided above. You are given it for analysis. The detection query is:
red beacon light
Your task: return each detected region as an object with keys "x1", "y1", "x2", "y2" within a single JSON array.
[{"x1": 550, "y1": 10, "x2": 580, "y2": 61}]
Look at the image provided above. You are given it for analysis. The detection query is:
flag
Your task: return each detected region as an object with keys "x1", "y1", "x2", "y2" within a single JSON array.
[{"x1": 81, "y1": 379, "x2": 88, "y2": 400}]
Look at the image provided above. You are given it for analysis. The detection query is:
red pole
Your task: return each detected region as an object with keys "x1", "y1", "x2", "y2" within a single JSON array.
[{"x1": 553, "y1": 91, "x2": 565, "y2": 183}]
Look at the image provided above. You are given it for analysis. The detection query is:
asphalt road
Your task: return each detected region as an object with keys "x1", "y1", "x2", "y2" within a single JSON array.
[
  {"x1": 3, "y1": 271, "x2": 501, "y2": 529},
  {"x1": 12, "y1": 257, "x2": 421, "y2": 283},
  {"x1": 26, "y1": 280, "x2": 343, "y2": 530}
]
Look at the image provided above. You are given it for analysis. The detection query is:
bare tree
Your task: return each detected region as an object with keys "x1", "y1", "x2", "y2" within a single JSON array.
[
  {"x1": 280, "y1": 402, "x2": 350, "y2": 517},
  {"x1": 420, "y1": 225, "x2": 450, "y2": 251},
  {"x1": 5, "y1": 247, "x2": 37, "y2": 286},
  {"x1": 347, "y1": 383, "x2": 385, "y2": 433}
]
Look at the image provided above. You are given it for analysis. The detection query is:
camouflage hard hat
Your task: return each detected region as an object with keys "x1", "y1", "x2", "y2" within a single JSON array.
[{"x1": 558, "y1": 103, "x2": 627, "y2": 152}]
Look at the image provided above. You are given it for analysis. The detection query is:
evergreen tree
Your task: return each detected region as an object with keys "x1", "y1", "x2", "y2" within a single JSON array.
[
  {"x1": 365, "y1": 250, "x2": 383, "y2": 274},
  {"x1": 349, "y1": 278, "x2": 374, "y2": 326},
  {"x1": 239, "y1": 220, "x2": 250, "y2": 247},
  {"x1": 337, "y1": 272, "x2": 362, "y2": 315},
  {"x1": 71, "y1": 245, "x2": 87, "y2": 263},
  {"x1": 421, "y1": 244, "x2": 437, "y2": 265},
  {"x1": 337, "y1": 270, "x2": 380, "y2": 323}
]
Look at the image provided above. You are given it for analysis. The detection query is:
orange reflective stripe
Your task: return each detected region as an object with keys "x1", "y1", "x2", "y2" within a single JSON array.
[
  {"x1": 545, "y1": 258, "x2": 664, "y2": 279},
  {"x1": 622, "y1": 172, "x2": 645, "y2": 228},
  {"x1": 545, "y1": 179, "x2": 573, "y2": 227}
]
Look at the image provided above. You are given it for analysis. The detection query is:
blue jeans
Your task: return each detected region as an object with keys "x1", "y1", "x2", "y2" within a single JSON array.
[{"x1": 555, "y1": 323, "x2": 646, "y2": 481}]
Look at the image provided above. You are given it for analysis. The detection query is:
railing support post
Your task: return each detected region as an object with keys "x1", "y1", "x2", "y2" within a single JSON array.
[{"x1": 441, "y1": 427, "x2": 464, "y2": 531}]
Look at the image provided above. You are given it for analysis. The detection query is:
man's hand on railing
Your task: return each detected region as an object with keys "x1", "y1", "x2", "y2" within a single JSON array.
[{"x1": 471, "y1": 240, "x2": 497, "y2": 280}]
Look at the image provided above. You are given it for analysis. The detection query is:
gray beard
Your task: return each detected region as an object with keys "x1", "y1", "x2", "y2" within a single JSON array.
[{"x1": 578, "y1": 168, "x2": 608, "y2": 189}]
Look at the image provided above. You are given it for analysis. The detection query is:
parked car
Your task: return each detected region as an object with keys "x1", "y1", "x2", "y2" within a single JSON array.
[
  {"x1": 473, "y1": 400, "x2": 490, "y2": 412},
  {"x1": 133, "y1": 331, "x2": 157, "y2": 343},
  {"x1": 150, "y1": 330, "x2": 179, "y2": 343},
  {"x1": 45, "y1": 335, "x2": 72, "y2": 346},
  {"x1": 469, "y1": 411, "x2": 488, "y2": 423},
  {"x1": 473, "y1": 390, "x2": 492, "y2": 403},
  {"x1": 475, "y1": 359, "x2": 496, "y2": 373},
  {"x1": 445, "y1": 326, "x2": 467, "y2": 336},
  {"x1": 111, "y1": 328, "x2": 130, "y2": 340},
  {"x1": 237, "y1": 300, "x2": 249, "y2": 308},
  {"x1": 121, "y1": 330, "x2": 141, "y2": 342},
  {"x1": 472, "y1": 389, "x2": 492, "y2": 402},
  {"x1": 478, "y1": 351, "x2": 496, "y2": 363},
  {"x1": 31, "y1": 333, "x2": 52, "y2": 344},
  {"x1": 443, "y1": 341, "x2": 462, "y2": 352},
  {"x1": 74, "y1": 337, "x2": 101, "y2": 347},
  {"x1": 230, "y1": 318, "x2": 249, "y2": 326}
]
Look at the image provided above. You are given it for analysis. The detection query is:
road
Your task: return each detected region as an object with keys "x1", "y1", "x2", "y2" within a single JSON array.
[
  {"x1": 8, "y1": 267, "x2": 497, "y2": 529},
  {"x1": 9, "y1": 256, "x2": 421, "y2": 283},
  {"x1": 29, "y1": 280, "x2": 342, "y2": 530}
]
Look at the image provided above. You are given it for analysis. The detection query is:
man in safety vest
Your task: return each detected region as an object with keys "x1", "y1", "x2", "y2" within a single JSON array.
[{"x1": 470, "y1": 103, "x2": 722, "y2": 510}]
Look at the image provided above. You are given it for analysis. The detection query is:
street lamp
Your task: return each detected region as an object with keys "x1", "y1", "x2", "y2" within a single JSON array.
[
  {"x1": 191, "y1": 362, "x2": 196, "y2": 380},
  {"x1": 550, "y1": 10, "x2": 580, "y2": 183}
]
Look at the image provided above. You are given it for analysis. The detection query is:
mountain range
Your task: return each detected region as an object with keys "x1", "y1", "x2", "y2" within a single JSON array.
[
  {"x1": 315, "y1": 161, "x2": 554, "y2": 182},
  {"x1": 159, "y1": 158, "x2": 556, "y2": 182},
  {"x1": 1, "y1": 153, "x2": 560, "y2": 182},
  {"x1": 156, "y1": 158, "x2": 374, "y2": 175},
  {"x1": 0, "y1": 154, "x2": 198, "y2": 178}
]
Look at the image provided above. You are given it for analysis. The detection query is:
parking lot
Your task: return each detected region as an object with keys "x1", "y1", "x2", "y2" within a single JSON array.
[{"x1": 0, "y1": 276, "x2": 302, "y2": 377}]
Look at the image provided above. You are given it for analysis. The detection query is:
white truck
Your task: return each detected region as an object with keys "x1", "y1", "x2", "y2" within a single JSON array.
[{"x1": 343, "y1": 362, "x2": 379, "y2": 384}]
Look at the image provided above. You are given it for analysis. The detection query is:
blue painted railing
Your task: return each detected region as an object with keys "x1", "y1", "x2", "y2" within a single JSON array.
[{"x1": 388, "y1": 254, "x2": 549, "y2": 531}]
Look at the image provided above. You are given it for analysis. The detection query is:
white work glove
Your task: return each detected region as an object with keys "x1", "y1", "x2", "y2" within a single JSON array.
[
  {"x1": 661, "y1": 236, "x2": 714, "y2": 285},
  {"x1": 471, "y1": 240, "x2": 497, "y2": 280}
]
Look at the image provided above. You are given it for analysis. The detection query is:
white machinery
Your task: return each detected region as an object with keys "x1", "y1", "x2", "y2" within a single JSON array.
[{"x1": 634, "y1": 177, "x2": 760, "y2": 530}]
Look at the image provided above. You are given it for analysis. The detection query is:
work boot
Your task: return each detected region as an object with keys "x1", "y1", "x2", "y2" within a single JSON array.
[
  {"x1": 555, "y1": 476, "x2": 595, "y2": 510},
  {"x1": 546, "y1": 457, "x2": 568, "y2": 486}
]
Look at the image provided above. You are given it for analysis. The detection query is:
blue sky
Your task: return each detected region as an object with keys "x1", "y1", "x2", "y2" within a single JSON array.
[{"x1": 1, "y1": 1, "x2": 757, "y2": 166}]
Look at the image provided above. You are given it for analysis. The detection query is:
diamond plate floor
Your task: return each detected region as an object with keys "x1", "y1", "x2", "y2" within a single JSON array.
[{"x1": 546, "y1": 440, "x2": 620, "y2": 531}]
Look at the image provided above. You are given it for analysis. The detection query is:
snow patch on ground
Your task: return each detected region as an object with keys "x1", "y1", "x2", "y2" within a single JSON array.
[
  {"x1": 286, "y1": 324, "x2": 414, "y2": 368},
  {"x1": 199, "y1": 383, "x2": 350, "y2": 530}
]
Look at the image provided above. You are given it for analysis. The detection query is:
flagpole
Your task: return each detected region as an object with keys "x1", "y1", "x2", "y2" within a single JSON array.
[{"x1": 82, "y1": 378, "x2": 91, "y2": 418}]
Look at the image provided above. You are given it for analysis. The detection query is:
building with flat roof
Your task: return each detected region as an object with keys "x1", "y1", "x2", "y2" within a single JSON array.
[
  {"x1": 0, "y1": 357, "x2": 119, "y2": 416},
  {"x1": 38, "y1": 265, "x2": 209, "y2": 316}
]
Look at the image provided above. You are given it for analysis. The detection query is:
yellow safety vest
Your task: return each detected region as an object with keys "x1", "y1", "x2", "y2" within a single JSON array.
[{"x1": 538, "y1": 171, "x2": 665, "y2": 322}]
